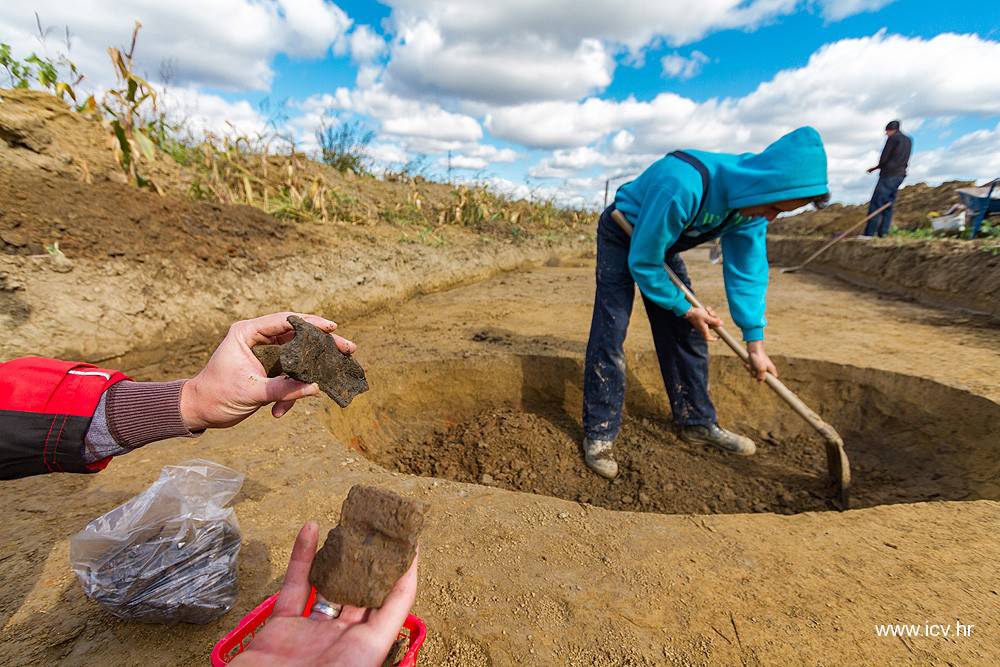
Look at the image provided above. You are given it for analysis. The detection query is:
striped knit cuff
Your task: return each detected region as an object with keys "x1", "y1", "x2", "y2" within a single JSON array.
[{"x1": 106, "y1": 380, "x2": 196, "y2": 450}]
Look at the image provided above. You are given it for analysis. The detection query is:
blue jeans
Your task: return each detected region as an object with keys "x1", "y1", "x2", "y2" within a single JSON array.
[
  {"x1": 864, "y1": 175, "x2": 905, "y2": 237},
  {"x1": 583, "y1": 207, "x2": 717, "y2": 441}
]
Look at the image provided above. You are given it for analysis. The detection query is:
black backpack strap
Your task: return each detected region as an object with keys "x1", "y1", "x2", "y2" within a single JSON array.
[
  {"x1": 668, "y1": 150, "x2": 710, "y2": 223},
  {"x1": 664, "y1": 150, "x2": 740, "y2": 256}
]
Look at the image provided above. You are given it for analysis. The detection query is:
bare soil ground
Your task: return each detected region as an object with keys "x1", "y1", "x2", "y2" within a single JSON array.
[{"x1": 2, "y1": 247, "x2": 998, "y2": 666}]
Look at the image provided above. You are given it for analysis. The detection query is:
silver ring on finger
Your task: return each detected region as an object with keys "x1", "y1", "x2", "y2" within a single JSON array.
[{"x1": 311, "y1": 600, "x2": 342, "y2": 620}]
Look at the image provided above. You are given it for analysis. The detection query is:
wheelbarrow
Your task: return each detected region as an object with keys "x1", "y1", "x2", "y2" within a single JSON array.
[{"x1": 957, "y1": 178, "x2": 1000, "y2": 238}]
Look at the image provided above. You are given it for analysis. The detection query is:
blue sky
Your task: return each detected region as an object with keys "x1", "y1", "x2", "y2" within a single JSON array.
[{"x1": 2, "y1": 1, "x2": 999, "y2": 206}]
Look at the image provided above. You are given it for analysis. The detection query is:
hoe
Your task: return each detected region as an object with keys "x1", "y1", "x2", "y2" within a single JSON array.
[{"x1": 611, "y1": 209, "x2": 851, "y2": 508}]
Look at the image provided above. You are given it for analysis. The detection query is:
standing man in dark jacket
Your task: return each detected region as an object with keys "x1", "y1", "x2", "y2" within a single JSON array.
[{"x1": 862, "y1": 120, "x2": 912, "y2": 237}]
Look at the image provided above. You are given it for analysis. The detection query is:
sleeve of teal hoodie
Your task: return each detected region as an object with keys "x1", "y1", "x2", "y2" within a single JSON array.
[
  {"x1": 626, "y1": 188, "x2": 693, "y2": 318},
  {"x1": 720, "y1": 216, "x2": 768, "y2": 341}
]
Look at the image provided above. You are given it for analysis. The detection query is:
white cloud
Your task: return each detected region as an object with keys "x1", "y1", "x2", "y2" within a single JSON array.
[
  {"x1": 437, "y1": 144, "x2": 520, "y2": 171},
  {"x1": 529, "y1": 147, "x2": 603, "y2": 177},
  {"x1": 611, "y1": 130, "x2": 635, "y2": 153},
  {"x1": 160, "y1": 87, "x2": 269, "y2": 139},
  {"x1": 385, "y1": 1, "x2": 799, "y2": 52},
  {"x1": 368, "y1": 141, "x2": 411, "y2": 165},
  {"x1": 0, "y1": 0, "x2": 351, "y2": 92},
  {"x1": 486, "y1": 31, "x2": 1000, "y2": 204},
  {"x1": 816, "y1": 0, "x2": 895, "y2": 21},
  {"x1": 661, "y1": 50, "x2": 710, "y2": 80},
  {"x1": 528, "y1": 146, "x2": 654, "y2": 180},
  {"x1": 732, "y1": 31, "x2": 1000, "y2": 132},
  {"x1": 446, "y1": 155, "x2": 488, "y2": 170},
  {"x1": 384, "y1": 21, "x2": 613, "y2": 104},
  {"x1": 348, "y1": 25, "x2": 387, "y2": 63},
  {"x1": 467, "y1": 144, "x2": 518, "y2": 162},
  {"x1": 303, "y1": 84, "x2": 482, "y2": 144},
  {"x1": 2, "y1": 1, "x2": 994, "y2": 211},
  {"x1": 382, "y1": 108, "x2": 481, "y2": 142},
  {"x1": 486, "y1": 94, "x2": 702, "y2": 150},
  {"x1": 906, "y1": 122, "x2": 1000, "y2": 187},
  {"x1": 379, "y1": 0, "x2": 804, "y2": 105}
]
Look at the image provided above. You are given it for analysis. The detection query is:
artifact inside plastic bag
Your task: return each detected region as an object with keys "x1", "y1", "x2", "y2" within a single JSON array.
[{"x1": 70, "y1": 459, "x2": 244, "y2": 624}]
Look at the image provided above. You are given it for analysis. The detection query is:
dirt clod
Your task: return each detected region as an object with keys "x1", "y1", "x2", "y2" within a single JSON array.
[
  {"x1": 280, "y1": 315, "x2": 369, "y2": 407},
  {"x1": 310, "y1": 485, "x2": 427, "y2": 609}
]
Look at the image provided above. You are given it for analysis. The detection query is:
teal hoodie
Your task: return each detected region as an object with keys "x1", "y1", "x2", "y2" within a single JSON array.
[{"x1": 614, "y1": 126, "x2": 828, "y2": 341}]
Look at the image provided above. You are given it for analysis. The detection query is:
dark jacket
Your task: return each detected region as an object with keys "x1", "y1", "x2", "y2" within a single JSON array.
[{"x1": 876, "y1": 132, "x2": 912, "y2": 177}]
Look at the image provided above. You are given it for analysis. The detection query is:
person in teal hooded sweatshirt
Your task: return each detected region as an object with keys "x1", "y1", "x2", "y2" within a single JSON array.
[{"x1": 582, "y1": 126, "x2": 830, "y2": 479}]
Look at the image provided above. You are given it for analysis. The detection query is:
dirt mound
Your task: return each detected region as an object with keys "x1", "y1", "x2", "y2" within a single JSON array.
[
  {"x1": 378, "y1": 402, "x2": 983, "y2": 516},
  {"x1": 386, "y1": 409, "x2": 833, "y2": 514},
  {"x1": 772, "y1": 180, "x2": 973, "y2": 235},
  {"x1": 0, "y1": 167, "x2": 311, "y2": 266},
  {"x1": 0, "y1": 89, "x2": 187, "y2": 189}
]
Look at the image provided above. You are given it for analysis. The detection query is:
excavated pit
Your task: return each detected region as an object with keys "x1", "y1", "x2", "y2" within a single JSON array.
[{"x1": 327, "y1": 352, "x2": 1000, "y2": 514}]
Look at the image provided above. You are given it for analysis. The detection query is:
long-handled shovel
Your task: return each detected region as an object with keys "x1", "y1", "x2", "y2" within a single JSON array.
[
  {"x1": 779, "y1": 202, "x2": 889, "y2": 273},
  {"x1": 610, "y1": 209, "x2": 851, "y2": 508}
]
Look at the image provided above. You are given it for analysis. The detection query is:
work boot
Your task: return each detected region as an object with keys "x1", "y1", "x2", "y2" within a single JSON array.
[
  {"x1": 583, "y1": 438, "x2": 619, "y2": 479},
  {"x1": 680, "y1": 423, "x2": 756, "y2": 456}
]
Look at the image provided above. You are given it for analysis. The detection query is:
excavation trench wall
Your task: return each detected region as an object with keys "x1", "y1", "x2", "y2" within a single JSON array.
[
  {"x1": 768, "y1": 235, "x2": 1000, "y2": 318},
  {"x1": 0, "y1": 236, "x2": 590, "y2": 370}
]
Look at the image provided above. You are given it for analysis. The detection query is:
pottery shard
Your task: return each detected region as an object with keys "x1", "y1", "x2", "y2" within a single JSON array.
[
  {"x1": 310, "y1": 485, "x2": 428, "y2": 609},
  {"x1": 251, "y1": 315, "x2": 369, "y2": 408},
  {"x1": 252, "y1": 344, "x2": 284, "y2": 377}
]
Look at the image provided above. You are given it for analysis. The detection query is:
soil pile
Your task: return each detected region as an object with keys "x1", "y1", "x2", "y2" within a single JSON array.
[
  {"x1": 0, "y1": 167, "x2": 311, "y2": 266},
  {"x1": 771, "y1": 180, "x2": 973, "y2": 235},
  {"x1": 0, "y1": 88, "x2": 587, "y2": 238},
  {"x1": 378, "y1": 407, "x2": 945, "y2": 515},
  {"x1": 0, "y1": 89, "x2": 187, "y2": 189}
]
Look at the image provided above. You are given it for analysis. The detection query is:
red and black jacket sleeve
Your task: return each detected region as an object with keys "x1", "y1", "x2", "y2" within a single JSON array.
[{"x1": 0, "y1": 357, "x2": 128, "y2": 479}]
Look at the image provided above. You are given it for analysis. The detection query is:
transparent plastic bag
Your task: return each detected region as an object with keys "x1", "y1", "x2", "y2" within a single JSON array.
[{"x1": 70, "y1": 459, "x2": 244, "y2": 624}]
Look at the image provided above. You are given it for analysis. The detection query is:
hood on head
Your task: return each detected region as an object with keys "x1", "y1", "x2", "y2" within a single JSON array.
[{"x1": 723, "y1": 126, "x2": 829, "y2": 209}]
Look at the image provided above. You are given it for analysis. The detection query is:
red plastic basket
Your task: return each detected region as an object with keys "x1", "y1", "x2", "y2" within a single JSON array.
[{"x1": 210, "y1": 587, "x2": 426, "y2": 666}]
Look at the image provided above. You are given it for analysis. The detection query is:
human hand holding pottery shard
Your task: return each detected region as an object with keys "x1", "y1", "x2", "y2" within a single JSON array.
[
  {"x1": 310, "y1": 485, "x2": 427, "y2": 610},
  {"x1": 253, "y1": 315, "x2": 370, "y2": 408}
]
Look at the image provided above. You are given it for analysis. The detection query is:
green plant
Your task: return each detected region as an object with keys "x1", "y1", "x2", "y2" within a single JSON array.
[
  {"x1": 316, "y1": 118, "x2": 374, "y2": 174},
  {"x1": 1, "y1": 43, "x2": 33, "y2": 88},
  {"x1": 102, "y1": 21, "x2": 160, "y2": 190},
  {"x1": 0, "y1": 42, "x2": 82, "y2": 101},
  {"x1": 890, "y1": 218, "x2": 1000, "y2": 242},
  {"x1": 972, "y1": 218, "x2": 1000, "y2": 241}
]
